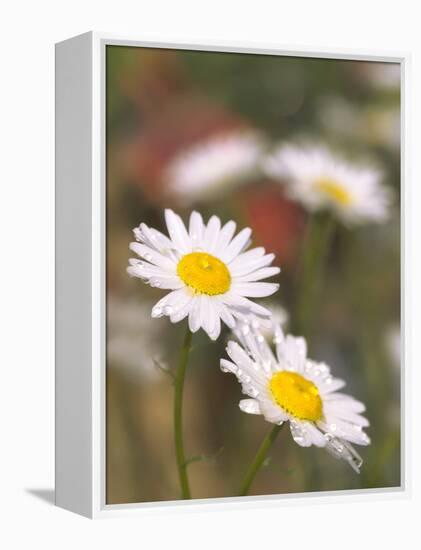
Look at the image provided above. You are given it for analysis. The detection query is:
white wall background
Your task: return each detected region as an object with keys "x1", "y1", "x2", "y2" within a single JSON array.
[{"x1": 1, "y1": 1, "x2": 420, "y2": 548}]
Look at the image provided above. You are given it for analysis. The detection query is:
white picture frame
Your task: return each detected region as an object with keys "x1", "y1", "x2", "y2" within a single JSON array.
[{"x1": 55, "y1": 31, "x2": 409, "y2": 519}]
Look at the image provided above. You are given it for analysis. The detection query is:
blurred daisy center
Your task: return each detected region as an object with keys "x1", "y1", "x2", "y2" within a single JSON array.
[
  {"x1": 314, "y1": 178, "x2": 353, "y2": 205},
  {"x1": 269, "y1": 371, "x2": 323, "y2": 421},
  {"x1": 177, "y1": 252, "x2": 231, "y2": 295}
]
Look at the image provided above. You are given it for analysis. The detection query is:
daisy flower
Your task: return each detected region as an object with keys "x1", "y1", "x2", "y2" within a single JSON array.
[
  {"x1": 221, "y1": 322, "x2": 370, "y2": 472},
  {"x1": 127, "y1": 209, "x2": 281, "y2": 340},
  {"x1": 164, "y1": 131, "x2": 264, "y2": 202},
  {"x1": 263, "y1": 144, "x2": 391, "y2": 225}
]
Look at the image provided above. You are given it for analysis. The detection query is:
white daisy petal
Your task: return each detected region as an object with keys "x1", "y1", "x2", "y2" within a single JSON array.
[
  {"x1": 222, "y1": 293, "x2": 272, "y2": 318},
  {"x1": 290, "y1": 419, "x2": 312, "y2": 447},
  {"x1": 201, "y1": 296, "x2": 213, "y2": 335},
  {"x1": 138, "y1": 223, "x2": 174, "y2": 253},
  {"x1": 260, "y1": 399, "x2": 288, "y2": 424},
  {"x1": 318, "y1": 419, "x2": 371, "y2": 446},
  {"x1": 324, "y1": 394, "x2": 366, "y2": 413},
  {"x1": 188, "y1": 298, "x2": 201, "y2": 333},
  {"x1": 130, "y1": 242, "x2": 176, "y2": 273},
  {"x1": 148, "y1": 275, "x2": 185, "y2": 290},
  {"x1": 320, "y1": 377, "x2": 346, "y2": 393},
  {"x1": 215, "y1": 220, "x2": 237, "y2": 256},
  {"x1": 325, "y1": 437, "x2": 363, "y2": 473},
  {"x1": 170, "y1": 296, "x2": 195, "y2": 323},
  {"x1": 324, "y1": 402, "x2": 369, "y2": 427},
  {"x1": 221, "y1": 227, "x2": 252, "y2": 263},
  {"x1": 239, "y1": 399, "x2": 262, "y2": 415},
  {"x1": 236, "y1": 266, "x2": 281, "y2": 282},
  {"x1": 230, "y1": 253, "x2": 276, "y2": 277},
  {"x1": 209, "y1": 311, "x2": 222, "y2": 341},
  {"x1": 216, "y1": 301, "x2": 236, "y2": 329},
  {"x1": 189, "y1": 211, "x2": 205, "y2": 247},
  {"x1": 203, "y1": 215, "x2": 221, "y2": 253},
  {"x1": 165, "y1": 209, "x2": 191, "y2": 253},
  {"x1": 226, "y1": 341, "x2": 268, "y2": 389},
  {"x1": 303, "y1": 422, "x2": 326, "y2": 447},
  {"x1": 228, "y1": 247, "x2": 265, "y2": 270},
  {"x1": 150, "y1": 288, "x2": 190, "y2": 317},
  {"x1": 231, "y1": 282, "x2": 280, "y2": 298},
  {"x1": 276, "y1": 334, "x2": 307, "y2": 373},
  {"x1": 220, "y1": 358, "x2": 239, "y2": 374}
]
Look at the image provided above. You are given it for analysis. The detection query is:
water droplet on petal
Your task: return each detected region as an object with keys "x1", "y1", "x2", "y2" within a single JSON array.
[
  {"x1": 248, "y1": 386, "x2": 259, "y2": 398},
  {"x1": 152, "y1": 306, "x2": 163, "y2": 318}
]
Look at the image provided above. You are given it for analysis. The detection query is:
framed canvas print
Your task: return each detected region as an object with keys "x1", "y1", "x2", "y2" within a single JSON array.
[{"x1": 55, "y1": 32, "x2": 407, "y2": 518}]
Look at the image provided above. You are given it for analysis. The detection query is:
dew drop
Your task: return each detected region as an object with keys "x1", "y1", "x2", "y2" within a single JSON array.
[
  {"x1": 152, "y1": 306, "x2": 163, "y2": 318},
  {"x1": 248, "y1": 387, "x2": 259, "y2": 398}
]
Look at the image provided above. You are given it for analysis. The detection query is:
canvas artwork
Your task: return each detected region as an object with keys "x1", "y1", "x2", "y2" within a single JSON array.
[{"x1": 105, "y1": 46, "x2": 400, "y2": 504}]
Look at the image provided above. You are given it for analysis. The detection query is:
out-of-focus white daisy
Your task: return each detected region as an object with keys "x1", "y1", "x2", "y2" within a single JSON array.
[
  {"x1": 107, "y1": 297, "x2": 165, "y2": 382},
  {"x1": 263, "y1": 144, "x2": 391, "y2": 225},
  {"x1": 164, "y1": 131, "x2": 264, "y2": 202},
  {"x1": 127, "y1": 209, "x2": 280, "y2": 340},
  {"x1": 221, "y1": 323, "x2": 370, "y2": 472}
]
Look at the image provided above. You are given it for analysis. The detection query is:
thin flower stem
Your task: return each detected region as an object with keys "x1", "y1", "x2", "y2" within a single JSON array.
[
  {"x1": 293, "y1": 213, "x2": 336, "y2": 338},
  {"x1": 238, "y1": 423, "x2": 285, "y2": 496},
  {"x1": 174, "y1": 326, "x2": 193, "y2": 499}
]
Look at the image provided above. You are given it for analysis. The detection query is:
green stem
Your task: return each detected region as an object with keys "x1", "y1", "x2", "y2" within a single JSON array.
[
  {"x1": 292, "y1": 213, "x2": 336, "y2": 338},
  {"x1": 174, "y1": 326, "x2": 193, "y2": 499},
  {"x1": 238, "y1": 423, "x2": 285, "y2": 496}
]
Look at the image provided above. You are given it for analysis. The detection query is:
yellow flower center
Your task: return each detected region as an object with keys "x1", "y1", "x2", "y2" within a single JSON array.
[
  {"x1": 314, "y1": 178, "x2": 353, "y2": 206},
  {"x1": 177, "y1": 252, "x2": 231, "y2": 295},
  {"x1": 269, "y1": 371, "x2": 323, "y2": 421}
]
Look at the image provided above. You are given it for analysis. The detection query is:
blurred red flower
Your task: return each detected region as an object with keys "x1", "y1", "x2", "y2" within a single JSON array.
[{"x1": 240, "y1": 185, "x2": 305, "y2": 268}]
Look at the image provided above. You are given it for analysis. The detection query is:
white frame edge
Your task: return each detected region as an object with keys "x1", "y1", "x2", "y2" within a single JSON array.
[{"x1": 55, "y1": 31, "x2": 410, "y2": 519}]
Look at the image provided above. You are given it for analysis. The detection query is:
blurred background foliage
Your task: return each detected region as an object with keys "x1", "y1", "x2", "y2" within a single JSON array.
[{"x1": 106, "y1": 45, "x2": 400, "y2": 504}]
